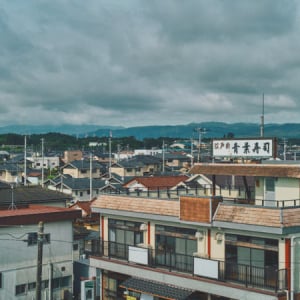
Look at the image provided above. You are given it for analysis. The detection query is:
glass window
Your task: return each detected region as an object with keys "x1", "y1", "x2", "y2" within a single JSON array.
[
  {"x1": 41, "y1": 280, "x2": 49, "y2": 289},
  {"x1": 28, "y1": 232, "x2": 37, "y2": 246},
  {"x1": 28, "y1": 282, "x2": 36, "y2": 291},
  {"x1": 16, "y1": 284, "x2": 26, "y2": 295},
  {"x1": 52, "y1": 278, "x2": 60, "y2": 289},
  {"x1": 265, "y1": 178, "x2": 275, "y2": 192},
  {"x1": 108, "y1": 219, "x2": 144, "y2": 245},
  {"x1": 61, "y1": 276, "x2": 71, "y2": 287},
  {"x1": 107, "y1": 278, "x2": 117, "y2": 291}
]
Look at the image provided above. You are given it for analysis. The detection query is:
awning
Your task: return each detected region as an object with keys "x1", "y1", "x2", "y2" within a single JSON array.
[{"x1": 119, "y1": 277, "x2": 194, "y2": 300}]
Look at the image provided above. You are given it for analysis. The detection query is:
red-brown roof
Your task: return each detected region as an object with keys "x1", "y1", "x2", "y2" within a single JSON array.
[
  {"x1": 124, "y1": 175, "x2": 189, "y2": 190},
  {"x1": 190, "y1": 163, "x2": 300, "y2": 178},
  {"x1": 0, "y1": 205, "x2": 81, "y2": 225}
]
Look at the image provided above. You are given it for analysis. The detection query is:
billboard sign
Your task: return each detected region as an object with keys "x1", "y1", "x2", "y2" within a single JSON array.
[{"x1": 212, "y1": 138, "x2": 274, "y2": 158}]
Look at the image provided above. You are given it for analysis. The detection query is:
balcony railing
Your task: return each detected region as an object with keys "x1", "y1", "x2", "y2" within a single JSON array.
[{"x1": 89, "y1": 240, "x2": 287, "y2": 292}]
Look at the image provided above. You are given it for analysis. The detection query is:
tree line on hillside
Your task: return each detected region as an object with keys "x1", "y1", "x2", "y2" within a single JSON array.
[
  {"x1": 0, "y1": 133, "x2": 178, "y2": 152},
  {"x1": 1, "y1": 132, "x2": 299, "y2": 153}
]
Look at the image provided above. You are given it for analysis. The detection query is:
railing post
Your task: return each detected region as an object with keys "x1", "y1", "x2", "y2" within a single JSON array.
[
  {"x1": 275, "y1": 269, "x2": 278, "y2": 292},
  {"x1": 245, "y1": 265, "x2": 249, "y2": 288}
]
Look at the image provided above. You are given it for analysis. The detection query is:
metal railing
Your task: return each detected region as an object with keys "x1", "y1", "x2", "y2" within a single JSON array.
[
  {"x1": 90, "y1": 240, "x2": 287, "y2": 292},
  {"x1": 219, "y1": 261, "x2": 287, "y2": 291}
]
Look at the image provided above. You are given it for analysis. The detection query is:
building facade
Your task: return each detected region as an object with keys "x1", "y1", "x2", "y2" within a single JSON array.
[
  {"x1": 86, "y1": 162, "x2": 300, "y2": 300},
  {"x1": 0, "y1": 205, "x2": 80, "y2": 300}
]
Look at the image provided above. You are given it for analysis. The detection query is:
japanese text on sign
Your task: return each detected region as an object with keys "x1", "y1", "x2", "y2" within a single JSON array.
[{"x1": 212, "y1": 139, "x2": 273, "y2": 158}]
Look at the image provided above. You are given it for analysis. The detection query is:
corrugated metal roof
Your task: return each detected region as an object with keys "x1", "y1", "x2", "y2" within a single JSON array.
[
  {"x1": 120, "y1": 277, "x2": 194, "y2": 300},
  {"x1": 0, "y1": 204, "x2": 81, "y2": 225}
]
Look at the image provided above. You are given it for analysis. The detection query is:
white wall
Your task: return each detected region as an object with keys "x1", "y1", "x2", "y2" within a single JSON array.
[{"x1": 0, "y1": 220, "x2": 74, "y2": 299}]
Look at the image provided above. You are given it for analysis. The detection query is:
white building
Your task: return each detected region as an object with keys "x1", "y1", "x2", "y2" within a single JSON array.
[{"x1": 0, "y1": 205, "x2": 80, "y2": 299}]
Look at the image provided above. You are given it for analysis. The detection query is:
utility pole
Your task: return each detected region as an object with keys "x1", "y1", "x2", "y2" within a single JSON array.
[
  {"x1": 109, "y1": 131, "x2": 112, "y2": 179},
  {"x1": 36, "y1": 221, "x2": 44, "y2": 300},
  {"x1": 24, "y1": 135, "x2": 27, "y2": 186},
  {"x1": 190, "y1": 138, "x2": 194, "y2": 167},
  {"x1": 90, "y1": 152, "x2": 92, "y2": 201},
  {"x1": 41, "y1": 138, "x2": 45, "y2": 188},
  {"x1": 260, "y1": 93, "x2": 265, "y2": 137},
  {"x1": 162, "y1": 140, "x2": 165, "y2": 174}
]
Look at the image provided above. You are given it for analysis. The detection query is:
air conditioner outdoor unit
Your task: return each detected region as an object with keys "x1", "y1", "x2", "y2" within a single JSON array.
[
  {"x1": 139, "y1": 223, "x2": 147, "y2": 231},
  {"x1": 215, "y1": 233, "x2": 223, "y2": 241},
  {"x1": 195, "y1": 231, "x2": 204, "y2": 239}
]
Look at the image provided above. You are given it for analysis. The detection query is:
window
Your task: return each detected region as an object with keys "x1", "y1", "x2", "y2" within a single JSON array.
[
  {"x1": 61, "y1": 276, "x2": 71, "y2": 287},
  {"x1": 107, "y1": 278, "x2": 117, "y2": 292},
  {"x1": 51, "y1": 276, "x2": 71, "y2": 289},
  {"x1": 28, "y1": 282, "x2": 36, "y2": 291},
  {"x1": 52, "y1": 278, "x2": 60, "y2": 289},
  {"x1": 27, "y1": 232, "x2": 50, "y2": 246},
  {"x1": 41, "y1": 280, "x2": 49, "y2": 289},
  {"x1": 16, "y1": 284, "x2": 26, "y2": 295},
  {"x1": 155, "y1": 225, "x2": 197, "y2": 272},
  {"x1": 80, "y1": 192, "x2": 83, "y2": 197},
  {"x1": 28, "y1": 232, "x2": 37, "y2": 246},
  {"x1": 108, "y1": 219, "x2": 144, "y2": 245},
  {"x1": 225, "y1": 234, "x2": 278, "y2": 268},
  {"x1": 0, "y1": 272, "x2": 2, "y2": 288}
]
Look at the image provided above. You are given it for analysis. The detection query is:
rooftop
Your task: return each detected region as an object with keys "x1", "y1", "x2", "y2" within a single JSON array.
[
  {"x1": 190, "y1": 163, "x2": 300, "y2": 178},
  {"x1": 0, "y1": 204, "x2": 81, "y2": 225}
]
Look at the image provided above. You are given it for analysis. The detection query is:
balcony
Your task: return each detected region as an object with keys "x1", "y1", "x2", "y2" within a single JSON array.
[{"x1": 89, "y1": 240, "x2": 287, "y2": 293}]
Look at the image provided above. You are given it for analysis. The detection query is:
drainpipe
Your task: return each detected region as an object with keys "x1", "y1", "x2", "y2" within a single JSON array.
[{"x1": 290, "y1": 235, "x2": 300, "y2": 300}]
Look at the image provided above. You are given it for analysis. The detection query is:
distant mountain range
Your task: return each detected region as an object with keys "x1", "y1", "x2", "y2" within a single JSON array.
[{"x1": 0, "y1": 122, "x2": 300, "y2": 140}]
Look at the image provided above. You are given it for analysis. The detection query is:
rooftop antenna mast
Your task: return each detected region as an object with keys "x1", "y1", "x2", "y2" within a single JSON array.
[{"x1": 260, "y1": 93, "x2": 264, "y2": 137}]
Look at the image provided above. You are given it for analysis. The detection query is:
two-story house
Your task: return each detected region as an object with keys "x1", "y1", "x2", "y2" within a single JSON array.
[
  {"x1": 47, "y1": 176, "x2": 118, "y2": 202},
  {"x1": 110, "y1": 155, "x2": 162, "y2": 178},
  {"x1": 61, "y1": 160, "x2": 104, "y2": 179},
  {"x1": 123, "y1": 175, "x2": 189, "y2": 198},
  {"x1": 0, "y1": 163, "x2": 22, "y2": 183}
]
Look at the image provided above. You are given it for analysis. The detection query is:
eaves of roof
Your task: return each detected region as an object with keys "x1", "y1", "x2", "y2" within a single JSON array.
[
  {"x1": 190, "y1": 163, "x2": 300, "y2": 178},
  {"x1": 0, "y1": 205, "x2": 81, "y2": 225}
]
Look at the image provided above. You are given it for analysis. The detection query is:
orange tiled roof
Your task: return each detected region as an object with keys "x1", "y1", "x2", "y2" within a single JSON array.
[
  {"x1": 93, "y1": 195, "x2": 179, "y2": 217},
  {"x1": 124, "y1": 175, "x2": 189, "y2": 190},
  {"x1": 214, "y1": 203, "x2": 300, "y2": 228},
  {"x1": 190, "y1": 163, "x2": 300, "y2": 178}
]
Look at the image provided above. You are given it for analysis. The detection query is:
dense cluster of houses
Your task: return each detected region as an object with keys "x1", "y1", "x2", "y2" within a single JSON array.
[{"x1": 2, "y1": 138, "x2": 300, "y2": 300}]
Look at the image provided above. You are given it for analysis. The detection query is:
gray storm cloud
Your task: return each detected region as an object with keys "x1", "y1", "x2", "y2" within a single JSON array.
[{"x1": 0, "y1": 0, "x2": 299, "y2": 126}]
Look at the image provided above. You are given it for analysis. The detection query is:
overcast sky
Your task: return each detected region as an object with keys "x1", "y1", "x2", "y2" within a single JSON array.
[{"x1": 1, "y1": 0, "x2": 300, "y2": 127}]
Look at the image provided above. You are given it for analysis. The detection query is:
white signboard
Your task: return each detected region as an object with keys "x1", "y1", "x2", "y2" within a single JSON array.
[
  {"x1": 212, "y1": 138, "x2": 273, "y2": 158},
  {"x1": 194, "y1": 257, "x2": 219, "y2": 279},
  {"x1": 128, "y1": 246, "x2": 148, "y2": 265}
]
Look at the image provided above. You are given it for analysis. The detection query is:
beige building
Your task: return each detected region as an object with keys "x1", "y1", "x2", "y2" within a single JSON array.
[
  {"x1": 63, "y1": 150, "x2": 83, "y2": 164},
  {"x1": 82, "y1": 162, "x2": 300, "y2": 300}
]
